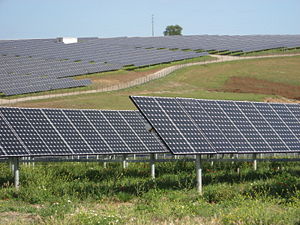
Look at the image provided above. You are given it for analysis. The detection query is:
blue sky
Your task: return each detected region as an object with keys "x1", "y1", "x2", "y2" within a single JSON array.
[{"x1": 0, "y1": 0, "x2": 299, "y2": 39}]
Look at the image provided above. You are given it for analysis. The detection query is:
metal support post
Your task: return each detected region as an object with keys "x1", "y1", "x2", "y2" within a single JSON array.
[
  {"x1": 9, "y1": 158, "x2": 14, "y2": 175},
  {"x1": 122, "y1": 155, "x2": 128, "y2": 169},
  {"x1": 13, "y1": 157, "x2": 20, "y2": 190},
  {"x1": 103, "y1": 155, "x2": 107, "y2": 168},
  {"x1": 195, "y1": 155, "x2": 202, "y2": 195},
  {"x1": 150, "y1": 154, "x2": 156, "y2": 179},
  {"x1": 253, "y1": 154, "x2": 257, "y2": 171},
  {"x1": 230, "y1": 154, "x2": 235, "y2": 164},
  {"x1": 210, "y1": 154, "x2": 214, "y2": 167}
]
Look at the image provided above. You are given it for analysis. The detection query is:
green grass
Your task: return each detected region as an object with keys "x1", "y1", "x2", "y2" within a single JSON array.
[
  {"x1": 236, "y1": 47, "x2": 300, "y2": 57},
  {"x1": 208, "y1": 47, "x2": 300, "y2": 56},
  {"x1": 12, "y1": 55, "x2": 300, "y2": 109},
  {"x1": 0, "y1": 161, "x2": 299, "y2": 224}
]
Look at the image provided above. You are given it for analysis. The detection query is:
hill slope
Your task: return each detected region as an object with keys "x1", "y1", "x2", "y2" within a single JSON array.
[{"x1": 11, "y1": 55, "x2": 300, "y2": 109}]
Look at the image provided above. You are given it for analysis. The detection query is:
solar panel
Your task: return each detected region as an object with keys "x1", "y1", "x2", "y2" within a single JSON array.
[
  {"x1": 0, "y1": 110, "x2": 28, "y2": 156},
  {"x1": 119, "y1": 111, "x2": 165, "y2": 152},
  {"x1": 63, "y1": 110, "x2": 112, "y2": 154},
  {"x1": 1, "y1": 108, "x2": 52, "y2": 155},
  {"x1": 177, "y1": 98, "x2": 237, "y2": 153},
  {"x1": 217, "y1": 101, "x2": 271, "y2": 153},
  {"x1": 44, "y1": 109, "x2": 91, "y2": 154},
  {"x1": 0, "y1": 107, "x2": 167, "y2": 157},
  {"x1": 195, "y1": 100, "x2": 253, "y2": 153},
  {"x1": 102, "y1": 111, "x2": 147, "y2": 153},
  {"x1": 131, "y1": 96, "x2": 300, "y2": 155},
  {"x1": 253, "y1": 102, "x2": 300, "y2": 152},
  {"x1": 83, "y1": 110, "x2": 131, "y2": 153},
  {"x1": 20, "y1": 108, "x2": 72, "y2": 155},
  {"x1": 234, "y1": 102, "x2": 288, "y2": 152}
]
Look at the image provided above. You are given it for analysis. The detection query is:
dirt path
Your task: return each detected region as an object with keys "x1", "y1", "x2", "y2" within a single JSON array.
[{"x1": 1, "y1": 53, "x2": 299, "y2": 105}]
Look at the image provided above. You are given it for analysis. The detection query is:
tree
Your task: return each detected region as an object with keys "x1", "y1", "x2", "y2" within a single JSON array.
[{"x1": 163, "y1": 25, "x2": 183, "y2": 36}]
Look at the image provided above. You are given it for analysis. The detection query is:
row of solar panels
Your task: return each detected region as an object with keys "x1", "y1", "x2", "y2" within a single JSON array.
[
  {"x1": 131, "y1": 96, "x2": 300, "y2": 154},
  {"x1": 1, "y1": 97, "x2": 300, "y2": 158},
  {"x1": 98, "y1": 35, "x2": 300, "y2": 52},
  {"x1": 0, "y1": 78, "x2": 91, "y2": 96},
  {"x1": 2, "y1": 35, "x2": 299, "y2": 62},
  {"x1": 0, "y1": 108, "x2": 167, "y2": 157}
]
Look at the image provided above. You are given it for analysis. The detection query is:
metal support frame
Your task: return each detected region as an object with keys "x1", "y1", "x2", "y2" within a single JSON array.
[
  {"x1": 195, "y1": 155, "x2": 202, "y2": 195},
  {"x1": 150, "y1": 154, "x2": 156, "y2": 179},
  {"x1": 12, "y1": 157, "x2": 20, "y2": 190},
  {"x1": 2, "y1": 153, "x2": 300, "y2": 191},
  {"x1": 253, "y1": 153, "x2": 257, "y2": 171}
]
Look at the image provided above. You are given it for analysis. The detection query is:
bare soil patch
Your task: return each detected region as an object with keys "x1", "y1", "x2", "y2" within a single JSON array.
[
  {"x1": 218, "y1": 76, "x2": 300, "y2": 100},
  {"x1": 0, "y1": 211, "x2": 41, "y2": 224},
  {"x1": 80, "y1": 69, "x2": 162, "y2": 89}
]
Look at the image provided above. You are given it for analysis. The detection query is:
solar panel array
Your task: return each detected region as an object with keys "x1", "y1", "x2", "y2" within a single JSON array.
[
  {"x1": 1, "y1": 35, "x2": 299, "y2": 96},
  {"x1": 131, "y1": 96, "x2": 300, "y2": 155},
  {"x1": 0, "y1": 38, "x2": 206, "y2": 95},
  {"x1": 0, "y1": 107, "x2": 167, "y2": 157},
  {"x1": 109, "y1": 35, "x2": 300, "y2": 52}
]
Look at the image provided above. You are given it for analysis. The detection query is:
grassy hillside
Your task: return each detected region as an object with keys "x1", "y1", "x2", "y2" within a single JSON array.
[{"x1": 11, "y1": 55, "x2": 300, "y2": 109}]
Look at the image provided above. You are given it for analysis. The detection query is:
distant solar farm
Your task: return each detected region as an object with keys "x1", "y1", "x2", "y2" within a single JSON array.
[{"x1": 0, "y1": 35, "x2": 299, "y2": 96}]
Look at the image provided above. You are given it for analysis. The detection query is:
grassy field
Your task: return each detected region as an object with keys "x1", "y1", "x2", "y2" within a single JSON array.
[
  {"x1": 213, "y1": 47, "x2": 300, "y2": 56},
  {"x1": 0, "y1": 160, "x2": 299, "y2": 224},
  {"x1": 238, "y1": 47, "x2": 300, "y2": 56},
  {"x1": 1, "y1": 55, "x2": 300, "y2": 224},
  {"x1": 11, "y1": 55, "x2": 300, "y2": 109}
]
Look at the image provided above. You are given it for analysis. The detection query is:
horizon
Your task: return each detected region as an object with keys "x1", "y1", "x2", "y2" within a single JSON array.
[{"x1": 2, "y1": 33, "x2": 300, "y2": 41}]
